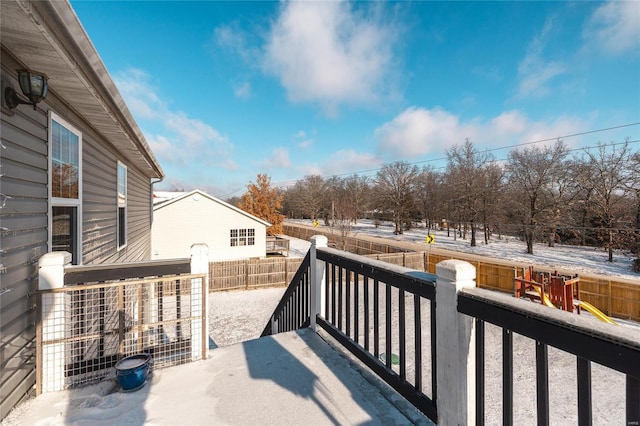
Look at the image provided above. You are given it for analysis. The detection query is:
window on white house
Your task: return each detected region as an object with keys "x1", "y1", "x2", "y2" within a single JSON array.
[
  {"x1": 117, "y1": 162, "x2": 127, "y2": 249},
  {"x1": 50, "y1": 112, "x2": 82, "y2": 264},
  {"x1": 230, "y1": 228, "x2": 255, "y2": 247}
]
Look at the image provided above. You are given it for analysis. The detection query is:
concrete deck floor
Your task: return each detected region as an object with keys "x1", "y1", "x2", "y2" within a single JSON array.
[{"x1": 3, "y1": 329, "x2": 432, "y2": 425}]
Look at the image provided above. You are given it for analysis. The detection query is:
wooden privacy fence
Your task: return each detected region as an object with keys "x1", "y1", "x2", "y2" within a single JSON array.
[
  {"x1": 283, "y1": 224, "x2": 407, "y2": 255},
  {"x1": 209, "y1": 257, "x2": 304, "y2": 292},
  {"x1": 363, "y1": 250, "x2": 640, "y2": 321},
  {"x1": 284, "y1": 223, "x2": 640, "y2": 321}
]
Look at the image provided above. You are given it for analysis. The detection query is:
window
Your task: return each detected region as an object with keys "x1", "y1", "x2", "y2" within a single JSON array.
[
  {"x1": 117, "y1": 162, "x2": 127, "y2": 249},
  {"x1": 230, "y1": 228, "x2": 255, "y2": 247},
  {"x1": 50, "y1": 112, "x2": 82, "y2": 264}
]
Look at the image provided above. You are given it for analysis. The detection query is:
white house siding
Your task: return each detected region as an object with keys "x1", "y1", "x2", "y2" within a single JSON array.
[
  {"x1": 0, "y1": 57, "x2": 49, "y2": 418},
  {"x1": 152, "y1": 194, "x2": 268, "y2": 261}
]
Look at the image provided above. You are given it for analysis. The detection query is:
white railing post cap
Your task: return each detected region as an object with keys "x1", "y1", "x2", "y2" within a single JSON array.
[
  {"x1": 311, "y1": 235, "x2": 328, "y2": 247},
  {"x1": 436, "y1": 259, "x2": 476, "y2": 282},
  {"x1": 190, "y1": 243, "x2": 209, "y2": 256},
  {"x1": 38, "y1": 252, "x2": 71, "y2": 268},
  {"x1": 38, "y1": 252, "x2": 71, "y2": 290}
]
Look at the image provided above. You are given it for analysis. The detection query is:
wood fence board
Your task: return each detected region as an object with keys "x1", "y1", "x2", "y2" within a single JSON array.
[
  {"x1": 283, "y1": 223, "x2": 640, "y2": 321},
  {"x1": 209, "y1": 257, "x2": 305, "y2": 292}
]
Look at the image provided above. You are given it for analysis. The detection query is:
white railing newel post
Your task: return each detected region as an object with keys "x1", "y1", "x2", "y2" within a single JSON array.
[
  {"x1": 310, "y1": 235, "x2": 328, "y2": 332},
  {"x1": 38, "y1": 251, "x2": 72, "y2": 393},
  {"x1": 435, "y1": 259, "x2": 477, "y2": 425},
  {"x1": 190, "y1": 244, "x2": 209, "y2": 360}
]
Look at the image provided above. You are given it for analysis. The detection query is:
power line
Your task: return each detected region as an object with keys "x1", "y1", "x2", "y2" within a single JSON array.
[
  {"x1": 277, "y1": 135, "x2": 640, "y2": 186},
  {"x1": 220, "y1": 122, "x2": 640, "y2": 198}
]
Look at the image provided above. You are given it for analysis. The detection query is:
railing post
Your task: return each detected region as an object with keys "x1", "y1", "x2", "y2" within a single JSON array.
[
  {"x1": 310, "y1": 235, "x2": 328, "y2": 332},
  {"x1": 436, "y1": 259, "x2": 476, "y2": 425},
  {"x1": 190, "y1": 244, "x2": 209, "y2": 360},
  {"x1": 38, "y1": 251, "x2": 72, "y2": 393}
]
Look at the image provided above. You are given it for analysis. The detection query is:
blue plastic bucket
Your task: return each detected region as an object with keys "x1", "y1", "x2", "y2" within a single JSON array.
[{"x1": 115, "y1": 353, "x2": 151, "y2": 392}]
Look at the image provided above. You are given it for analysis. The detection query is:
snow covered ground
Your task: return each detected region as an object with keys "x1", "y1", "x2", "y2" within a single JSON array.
[
  {"x1": 286, "y1": 219, "x2": 640, "y2": 281},
  {"x1": 3, "y1": 226, "x2": 638, "y2": 425}
]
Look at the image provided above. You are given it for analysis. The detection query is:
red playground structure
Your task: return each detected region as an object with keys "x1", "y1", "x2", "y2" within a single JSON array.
[{"x1": 513, "y1": 266, "x2": 616, "y2": 324}]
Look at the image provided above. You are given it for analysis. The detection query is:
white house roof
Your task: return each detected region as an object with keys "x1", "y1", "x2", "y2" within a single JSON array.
[
  {"x1": 153, "y1": 189, "x2": 271, "y2": 227},
  {"x1": 1, "y1": 0, "x2": 163, "y2": 179},
  {"x1": 153, "y1": 191, "x2": 190, "y2": 205}
]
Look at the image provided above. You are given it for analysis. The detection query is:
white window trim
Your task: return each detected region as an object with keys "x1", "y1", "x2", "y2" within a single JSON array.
[
  {"x1": 48, "y1": 111, "x2": 83, "y2": 264},
  {"x1": 230, "y1": 228, "x2": 256, "y2": 247},
  {"x1": 117, "y1": 161, "x2": 128, "y2": 251}
]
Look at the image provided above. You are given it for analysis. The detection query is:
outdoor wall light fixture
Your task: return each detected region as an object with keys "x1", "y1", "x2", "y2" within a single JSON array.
[{"x1": 5, "y1": 69, "x2": 49, "y2": 110}]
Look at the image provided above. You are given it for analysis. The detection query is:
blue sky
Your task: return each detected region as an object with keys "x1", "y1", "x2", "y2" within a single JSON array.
[{"x1": 70, "y1": 1, "x2": 640, "y2": 198}]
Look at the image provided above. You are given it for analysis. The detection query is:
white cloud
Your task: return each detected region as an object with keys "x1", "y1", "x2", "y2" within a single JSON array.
[
  {"x1": 260, "y1": 147, "x2": 291, "y2": 169},
  {"x1": 263, "y1": 1, "x2": 400, "y2": 115},
  {"x1": 322, "y1": 149, "x2": 380, "y2": 175},
  {"x1": 214, "y1": 24, "x2": 253, "y2": 64},
  {"x1": 583, "y1": 1, "x2": 640, "y2": 55},
  {"x1": 513, "y1": 115, "x2": 585, "y2": 149},
  {"x1": 375, "y1": 106, "x2": 587, "y2": 159},
  {"x1": 114, "y1": 68, "x2": 235, "y2": 169},
  {"x1": 490, "y1": 111, "x2": 528, "y2": 136},
  {"x1": 374, "y1": 107, "x2": 476, "y2": 158},
  {"x1": 293, "y1": 130, "x2": 313, "y2": 148},
  {"x1": 114, "y1": 69, "x2": 163, "y2": 120},
  {"x1": 289, "y1": 149, "x2": 380, "y2": 180},
  {"x1": 517, "y1": 17, "x2": 566, "y2": 98},
  {"x1": 234, "y1": 81, "x2": 251, "y2": 99}
]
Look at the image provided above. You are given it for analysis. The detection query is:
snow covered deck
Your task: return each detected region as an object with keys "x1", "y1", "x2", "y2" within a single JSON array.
[{"x1": 3, "y1": 329, "x2": 429, "y2": 425}]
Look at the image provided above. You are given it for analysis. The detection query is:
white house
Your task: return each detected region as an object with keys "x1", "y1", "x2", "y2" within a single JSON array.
[{"x1": 152, "y1": 190, "x2": 270, "y2": 261}]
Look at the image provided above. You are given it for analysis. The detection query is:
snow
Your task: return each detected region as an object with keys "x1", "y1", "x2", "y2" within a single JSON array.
[
  {"x1": 3, "y1": 223, "x2": 638, "y2": 425},
  {"x1": 116, "y1": 358, "x2": 147, "y2": 370},
  {"x1": 286, "y1": 219, "x2": 640, "y2": 281}
]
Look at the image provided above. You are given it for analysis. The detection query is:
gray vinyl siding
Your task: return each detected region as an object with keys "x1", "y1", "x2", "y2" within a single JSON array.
[
  {"x1": 0, "y1": 61, "x2": 49, "y2": 418},
  {"x1": 81, "y1": 131, "x2": 152, "y2": 265},
  {"x1": 1, "y1": 50, "x2": 153, "y2": 418},
  {"x1": 124, "y1": 167, "x2": 153, "y2": 261},
  {"x1": 82, "y1": 133, "x2": 151, "y2": 264}
]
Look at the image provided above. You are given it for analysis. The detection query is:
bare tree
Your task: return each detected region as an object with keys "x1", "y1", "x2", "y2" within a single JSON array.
[
  {"x1": 415, "y1": 167, "x2": 442, "y2": 229},
  {"x1": 506, "y1": 140, "x2": 568, "y2": 254},
  {"x1": 286, "y1": 175, "x2": 327, "y2": 220},
  {"x1": 373, "y1": 161, "x2": 419, "y2": 235},
  {"x1": 540, "y1": 158, "x2": 579, "y2": 247},
  {"x1": 343, "y1": 174, "x2": 370, "y2": 224},
  {"x1": 328, "y1": 196, "x2": 357, "y2": 251},
  {"x1": 445, "y1": 139, "x2": 495, "y2": 247},
  {"x1": 630, "y1": 151, "x2": 640, "y2": 270},
  {"x1": 576, "y1": 141, "x2": 633, "y2": 262},
  {"x1": 479, "y1": 162, "x2": 505, "y2": 244}
]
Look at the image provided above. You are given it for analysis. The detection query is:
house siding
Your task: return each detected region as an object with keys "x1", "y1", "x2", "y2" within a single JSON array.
[
  {"x1": 82, "y1": 129, "x2": 152, "y2": 264},
  {"x1": 0, "y1": 60, "x2": 49, "y2": 418},
  {"x1": 152, "y1": 193, "x2": 268, "y2": 261},
  {"x1": 1, "y1": 50, "x2": 153, "y2": 418}
]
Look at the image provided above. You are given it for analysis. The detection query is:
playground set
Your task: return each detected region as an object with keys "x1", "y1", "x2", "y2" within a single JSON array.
[{"x1": 513, "y1": 266, "x2": 617, "y2": 325}]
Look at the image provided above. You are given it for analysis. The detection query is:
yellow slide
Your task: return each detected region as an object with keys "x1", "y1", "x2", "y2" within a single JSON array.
[
  {"x1": 531, "y1": 284, "x2": 555, "y2": 308},
  {"x1": 575, "y1": 301, "x2": 618, "y2": 325}
]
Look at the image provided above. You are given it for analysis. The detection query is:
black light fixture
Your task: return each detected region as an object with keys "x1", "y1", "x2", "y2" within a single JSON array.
[{"x1": 5, "y1": 69, "x2": 48, "y2": 110}]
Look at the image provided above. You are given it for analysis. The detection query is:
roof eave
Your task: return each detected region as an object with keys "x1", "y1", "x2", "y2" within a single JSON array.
[{"x1": 1, "y1": 0, "x2": 164, "y2": 179}]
